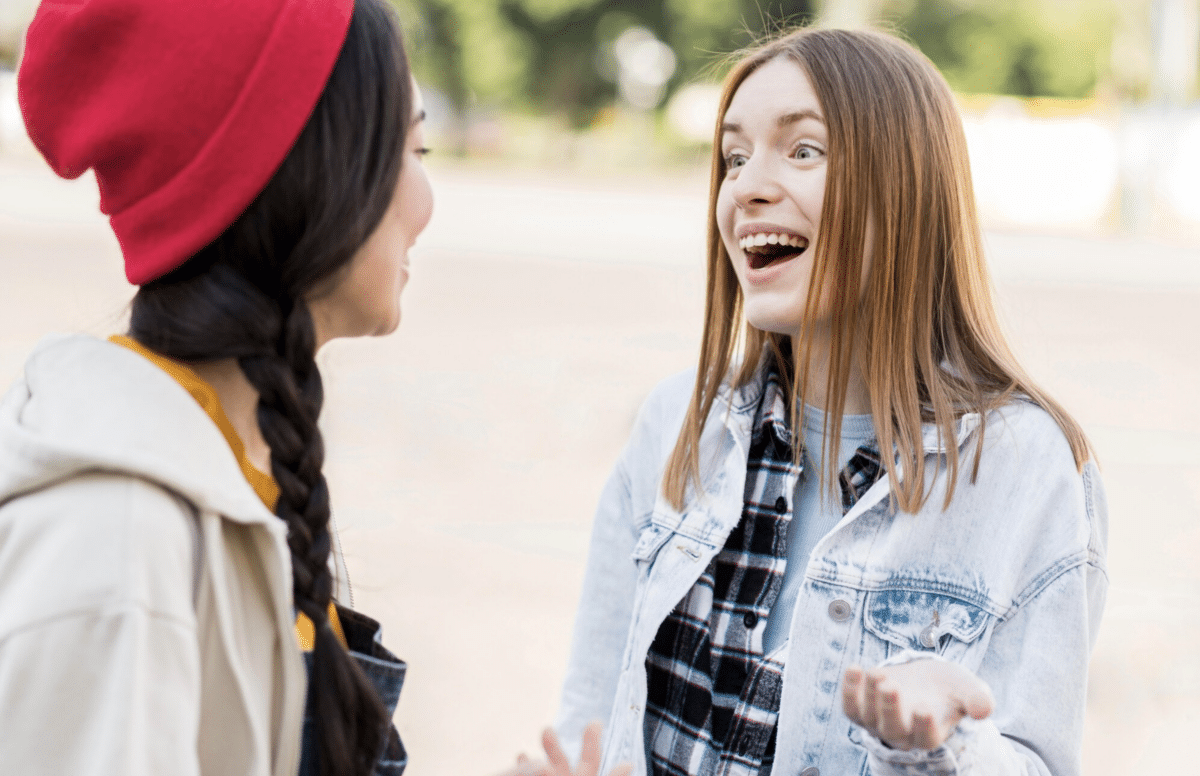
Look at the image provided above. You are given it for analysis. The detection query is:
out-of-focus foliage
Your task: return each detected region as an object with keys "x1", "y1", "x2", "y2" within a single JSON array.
[
  {"x1": 391, "y1": 0, "x2": 1176, "y2": 153},
  {"x1": 391, "y1": 0, "x2": 816, "y2": 126},
  {"x1": 883, "y1": 0, "x2": 1117, "y2": 99}
]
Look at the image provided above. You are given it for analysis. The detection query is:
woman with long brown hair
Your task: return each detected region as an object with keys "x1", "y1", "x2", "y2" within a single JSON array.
[{"x1": 557, "y1": 27, "x2": 1107, "y2": 776}]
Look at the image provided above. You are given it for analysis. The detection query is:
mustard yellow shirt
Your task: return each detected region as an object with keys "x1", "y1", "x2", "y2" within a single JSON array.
[{"x1": 111, "y1": 335, "x2": 345, "y2": 651}]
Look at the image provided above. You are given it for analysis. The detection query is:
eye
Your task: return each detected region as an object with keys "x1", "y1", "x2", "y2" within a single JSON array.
[
  {"x1": 724, "y1": 152, "x2": 748, "y2": 170},
  {"x1": 415, "y1": 147, "x2": 432, "y2": 157},
  {"x1": 792, "y1": 143, "x2": 825, "y2": 162}
]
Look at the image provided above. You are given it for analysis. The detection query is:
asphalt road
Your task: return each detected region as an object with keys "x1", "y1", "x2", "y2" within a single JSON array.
[{"x1": 2, "y1": 155, "x2": 1197, "y2": 775}]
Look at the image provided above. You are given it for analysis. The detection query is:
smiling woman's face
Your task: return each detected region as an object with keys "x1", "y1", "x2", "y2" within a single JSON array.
[
  {"x1": 310, "y1": 82, "x2": 434, "y2": 346},
  {"x1": 717, "y1": 56, "x2": 858, "y2": 339}
]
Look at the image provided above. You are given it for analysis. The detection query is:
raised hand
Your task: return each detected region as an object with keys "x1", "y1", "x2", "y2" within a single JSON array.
[
  {"x1": 842, "y1": 660, "x2": 995, "y2": 751},
  {"x1": 498, "y1": 721, "x2": 632, "y2": 776}
]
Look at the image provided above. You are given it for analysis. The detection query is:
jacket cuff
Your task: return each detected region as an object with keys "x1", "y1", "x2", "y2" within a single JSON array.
[
  {"x1": 858, "y1": 729, "x2": 959, "y2": 776},
  {"x1": 861, "y1": 717, "x2": 1014, "y2": 776}
]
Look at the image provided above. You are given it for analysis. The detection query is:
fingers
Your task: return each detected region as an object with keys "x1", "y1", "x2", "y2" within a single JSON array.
[
  {"x1": 861, "y1": 670, "x2": 883, "y2": 732},
  {"x1": 842, "y1": 665, "x2": 865, "y2": 723},
  {"x1": 577, "y1": 721, "x2": 604, "y2": 776},
  {"x1": 846, "y1": 666, "x2": 913, "y2": 749},
  {"x1": 496, "y1": 760, "x2": 549, "y2": 776},
  {"x1": 875, "y1": 684, "x2": 911, "y2": 749},
  {"x1": 962, "y1": 681, "x2": 995, "y2": 721},
  {"x1": 536, "y1": 722, "x2": 615, "y2": 776},
  {"x1": 942, "y1": 665, "x2": 995, "y2": 723},
  {"x1": 911, "y1": 712, "x2": 939, "y2": 750},
  {"x1": 844, "y1": 667, "x2": 898, "y2": 739},
  {"x1": 542, "y1": 728, "x2": 570, "y2": 774}
]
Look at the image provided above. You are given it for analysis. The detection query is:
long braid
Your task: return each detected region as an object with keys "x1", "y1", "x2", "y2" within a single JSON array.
[
  {"x1": 129, "y1": 1, "x2": 412, "y2": 773},
  {"x1": 241, "y1": 301, "x2": 386, "y2": 775}
]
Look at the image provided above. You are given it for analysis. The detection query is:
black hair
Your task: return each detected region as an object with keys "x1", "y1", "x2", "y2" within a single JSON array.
[{"x1": 128, "y1": 1, "x2": 411, "y2": 774}]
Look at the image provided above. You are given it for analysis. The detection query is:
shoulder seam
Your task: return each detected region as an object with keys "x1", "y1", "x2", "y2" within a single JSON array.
[{"x1": 0, "y1": 600, "x2": 197, "y2": 646}]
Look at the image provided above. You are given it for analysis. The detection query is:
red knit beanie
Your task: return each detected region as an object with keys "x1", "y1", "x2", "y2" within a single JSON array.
[{"x1": 18, "y1": 0, "x2": 355, "y2": 284}]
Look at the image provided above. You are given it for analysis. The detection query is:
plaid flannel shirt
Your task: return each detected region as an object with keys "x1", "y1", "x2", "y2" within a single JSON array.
[{"x1": 643, "y1": 365, "x2": 884, "y2": 776}]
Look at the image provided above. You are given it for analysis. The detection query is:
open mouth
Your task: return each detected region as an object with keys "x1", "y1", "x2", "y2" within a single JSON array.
[{"x1": 739, "y1": 233, "x2": 809, "y2": 270}]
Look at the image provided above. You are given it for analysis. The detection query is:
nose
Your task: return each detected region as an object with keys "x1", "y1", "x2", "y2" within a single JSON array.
[{"x1": 729, "y1": 153, "x2": 783, "y2": 209}]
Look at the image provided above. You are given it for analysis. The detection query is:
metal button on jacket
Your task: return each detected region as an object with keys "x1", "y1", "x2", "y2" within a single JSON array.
[
  {"x1": 919, "y1": 611, "x2": 942, "y2": 648},
  {"x1": 827, "y1": 600, "x2": 853, "y2": 622},
  {"x1": 743, "y1": 611, "x2": 759, "y2": 629}
]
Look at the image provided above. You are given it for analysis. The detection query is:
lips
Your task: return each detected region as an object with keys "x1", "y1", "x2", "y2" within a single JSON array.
[{"x1": 738, "y1": 231, "x2": 809, "y2": 270}]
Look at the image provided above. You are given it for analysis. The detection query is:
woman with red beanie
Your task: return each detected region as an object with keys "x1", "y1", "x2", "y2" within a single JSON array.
[{"x1": 1, "y1": 1, "x2": 621, "y2": 776}]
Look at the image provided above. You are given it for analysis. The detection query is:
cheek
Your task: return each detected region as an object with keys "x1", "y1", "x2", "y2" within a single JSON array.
[
  {"x1": 715, "y1": 185, "x2": 738, "y2": 250},
  {"x1": 400, "y1": 164, "x2": 434, "y2": 239},
  {"x1": 804, "y1": 170, "x2": 827, "y2": 224},
  {"x1": 350, "y1": 249, "x2": 391, "y2": 305}
]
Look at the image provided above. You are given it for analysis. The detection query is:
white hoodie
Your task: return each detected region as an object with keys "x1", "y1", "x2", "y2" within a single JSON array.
[{"x1": 0, "y1": 334, "x2": 306, "y2": 776}]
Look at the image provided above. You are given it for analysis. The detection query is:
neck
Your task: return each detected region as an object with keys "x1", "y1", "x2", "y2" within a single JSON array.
[
  {"x1": 788, "y1": 332, "x2": 871, "y2": 416},
  {"x1": 190, "y1": 358, "x2": 273, "y2": 474}
]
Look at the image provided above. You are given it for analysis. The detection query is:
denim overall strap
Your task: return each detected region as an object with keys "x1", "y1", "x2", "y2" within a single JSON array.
[{"x1": 298, "y1": 606, "x2": 408, "y2": 776}]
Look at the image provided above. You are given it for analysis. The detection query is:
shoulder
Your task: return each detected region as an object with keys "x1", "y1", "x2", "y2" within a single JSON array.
[
  {"x1": 619, "y1": 369, "x2": 696, "y2": 464},
  {"x1": 0, "y1": 473, "x2": 199, "y2": 640},
  {"x1": 974, "y1": 400, "x2": 1086, "y2": 482},
  {"x1": 1, "y1": 333, "x2": 274, "y2": 525},
  {"x1": 637, "y1": 368, "x2": 697, "y2": 426},
  {"x1": 955, "y1": 400, "x2": 1107, "y2": 592},
  {"x1": 1, "y1": 471, "x2": 198, "y2": 556}
]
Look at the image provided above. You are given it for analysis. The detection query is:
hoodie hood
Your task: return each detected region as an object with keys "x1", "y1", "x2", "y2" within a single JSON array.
[{"x1": 0, "y1": 334, "x2": 278, "y2": 529}]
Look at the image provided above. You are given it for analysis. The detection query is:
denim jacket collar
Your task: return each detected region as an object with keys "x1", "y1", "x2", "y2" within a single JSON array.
[{"x1": 716, "y1": 350, "x2": 986, "y2": 458}]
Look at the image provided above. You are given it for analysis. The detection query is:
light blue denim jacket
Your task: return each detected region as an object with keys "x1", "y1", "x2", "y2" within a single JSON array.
[{"x1": 556, "y1": 365, "x2": 1108, "y2": 776}]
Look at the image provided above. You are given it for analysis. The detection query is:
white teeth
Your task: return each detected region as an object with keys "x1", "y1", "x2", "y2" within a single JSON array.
[{"x1": 738, "y1": 232, "x2": 808, "y2": 251}]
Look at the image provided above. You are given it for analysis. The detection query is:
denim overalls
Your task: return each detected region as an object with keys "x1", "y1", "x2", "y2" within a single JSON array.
[{"x1": 298, "y1": 606, "x2": 408, "y2": 776}]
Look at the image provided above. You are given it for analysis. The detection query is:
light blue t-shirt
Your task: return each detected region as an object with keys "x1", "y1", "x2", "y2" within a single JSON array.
[{"x1": 762, "y1": 405, "x2": 875, "y2": 655}]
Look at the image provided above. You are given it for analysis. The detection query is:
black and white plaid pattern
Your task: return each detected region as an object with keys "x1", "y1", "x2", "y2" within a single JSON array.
[
  {"x1": 838, "y1": 445, "x2": 883, "y2": 512},
  {"x1": 644, "y1": 366, "x2": 884, "y2": 776}
]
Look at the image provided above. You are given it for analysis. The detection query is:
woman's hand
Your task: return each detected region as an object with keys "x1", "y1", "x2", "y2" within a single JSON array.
[
  {"x1": 496, "y1": 721, "x2": 632, "y2": 776},
  {"x1": 842, "y1": 660, "x2": 995, "y2": 751}
]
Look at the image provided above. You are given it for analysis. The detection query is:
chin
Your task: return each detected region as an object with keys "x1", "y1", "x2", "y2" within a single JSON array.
[{"x1": 743, "y1": 308, "x2": 803, "y2": 338}]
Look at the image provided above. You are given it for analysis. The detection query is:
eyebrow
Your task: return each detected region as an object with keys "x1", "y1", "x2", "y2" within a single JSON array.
[
  {"x1": 412, "y1": 109, "x2": 426, "y2": 125},
  {"x1": 721, "y1": 109, "x2": 824, "y2": 136}
]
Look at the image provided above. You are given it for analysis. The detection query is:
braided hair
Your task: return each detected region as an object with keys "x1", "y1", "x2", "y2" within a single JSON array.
[{"x1": 128, "y1": 1, "x2": 410, "y2": 773}]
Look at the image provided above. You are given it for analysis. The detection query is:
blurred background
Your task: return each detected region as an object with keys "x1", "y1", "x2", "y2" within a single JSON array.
[{"x1": 1, "y1": 1, "x2": 1198, "y2": 774}]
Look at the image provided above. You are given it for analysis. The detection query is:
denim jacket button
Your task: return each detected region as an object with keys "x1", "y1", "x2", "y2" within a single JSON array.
[
  {"x1": 827, "y1": 600, "x2": 852, "y2": 622},
  {"x1": 800, "y1": 767, "x2": 819, "y2": 776},
  {"x1": 743, "y1": 611, "x2": 759, "y2": 629}
]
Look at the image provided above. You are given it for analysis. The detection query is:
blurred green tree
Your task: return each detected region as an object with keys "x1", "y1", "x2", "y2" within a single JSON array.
[
  {"x1": 882, "y1": 0, "x2": 1116, "y2": 98},
  {"x1": 392, "y1": 0, "x2": 1122, "y2": 139},
  {"x1": 392, "y1": 0, "x2": 816, "y2": 127}
]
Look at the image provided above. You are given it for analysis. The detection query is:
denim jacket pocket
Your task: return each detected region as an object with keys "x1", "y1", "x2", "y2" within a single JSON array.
[{"x1": 862, "y1": 588, "x2": 995, "y2": 661}]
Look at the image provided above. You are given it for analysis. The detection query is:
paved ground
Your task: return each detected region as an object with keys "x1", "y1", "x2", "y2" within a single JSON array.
[{"x1": 2, "y1": 155, "x2": 1197, "y2": 774}]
